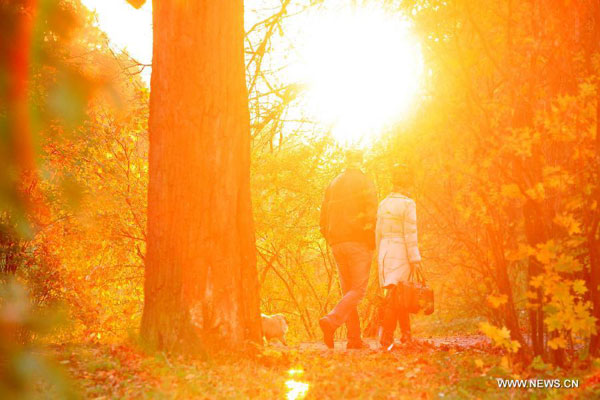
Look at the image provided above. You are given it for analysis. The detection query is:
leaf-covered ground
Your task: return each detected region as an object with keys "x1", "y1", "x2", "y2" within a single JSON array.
[{"x1": 46, "y1": 336, "x2": 600, "y2": 399}]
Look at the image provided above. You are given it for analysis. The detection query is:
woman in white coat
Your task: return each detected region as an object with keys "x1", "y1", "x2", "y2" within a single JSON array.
[{"x1": 376, "y1": 164, "x2": 422, "y2": 349}]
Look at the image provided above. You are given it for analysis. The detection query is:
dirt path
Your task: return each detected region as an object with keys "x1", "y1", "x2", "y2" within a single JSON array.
[{"x1": 295, "y1": 334, "x2": 492, "y2": 353}]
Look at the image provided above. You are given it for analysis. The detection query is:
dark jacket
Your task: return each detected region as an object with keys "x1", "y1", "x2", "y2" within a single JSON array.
[{"x1": 320, "y1": 169, "x2": 378, "y2": 249}]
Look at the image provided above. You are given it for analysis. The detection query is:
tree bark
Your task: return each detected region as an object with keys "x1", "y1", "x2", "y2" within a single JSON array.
[
  {"x1": 523, "y1": 199, "x2": 545, "y2": 357},
  {"x1": 486, "y1": 226, "x2": 525, "y2": 350},
  {"x1": 141, "y1": 1, "x2": 261, "y2": 352}
]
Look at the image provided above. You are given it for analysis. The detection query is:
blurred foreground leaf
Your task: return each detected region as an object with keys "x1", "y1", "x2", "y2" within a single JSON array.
[{"x1": 0, "y1": 279, "x2": 77, "y2": 399}]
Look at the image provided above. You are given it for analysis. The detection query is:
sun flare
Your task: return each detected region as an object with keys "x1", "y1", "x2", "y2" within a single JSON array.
[{"x1": 294, "y1": 5, "x2": 423, "y2": 146}]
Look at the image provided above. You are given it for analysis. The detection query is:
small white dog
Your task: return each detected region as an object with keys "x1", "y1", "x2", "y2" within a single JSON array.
[{"x1": 261, "y1": 313, "x2": 288, "y2": 346}]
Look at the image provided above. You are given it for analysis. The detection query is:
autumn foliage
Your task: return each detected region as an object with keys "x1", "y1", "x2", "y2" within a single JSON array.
[{"x1": 1, "y1": 0, "x2": 600, "y2": 398}]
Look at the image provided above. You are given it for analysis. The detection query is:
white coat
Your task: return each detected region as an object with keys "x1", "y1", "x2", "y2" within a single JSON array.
[{"x1": 376, "y1": 193, "x2": 421, "y2": 288}]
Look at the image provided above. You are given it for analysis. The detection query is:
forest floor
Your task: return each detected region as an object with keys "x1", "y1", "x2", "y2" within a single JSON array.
[{"x1": 45, "y1": 334, "x2": 600, "y2": 399}]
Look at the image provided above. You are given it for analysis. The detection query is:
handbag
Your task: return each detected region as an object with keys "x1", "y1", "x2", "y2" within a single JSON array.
[
  {"x1": 399, "y1": 207, "x2": 434, "y2": 315},
  {"x1": 401, "y1": 266, "x2": 434, "y2": 315}
]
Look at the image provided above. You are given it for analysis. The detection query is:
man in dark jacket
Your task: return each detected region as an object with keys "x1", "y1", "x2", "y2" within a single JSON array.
[{"x1": 319, "y1": 149, "x2": 377, "y2": 349}]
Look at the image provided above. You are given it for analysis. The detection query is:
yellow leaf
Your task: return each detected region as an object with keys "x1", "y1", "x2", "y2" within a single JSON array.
[
  {"x1": 572, "y1": 280, "x2": 587, "y2": 295},
  {"x1": 535, "y1": 241, "x2": 556, "y2": 264},
  {"x1": 555, "y1": 254, "x2": 583, "y2": 273},
  {"x1": 553, "y1": 214, "x2": 581, "y2": 235},
  {"x1": 500, "y1": 184, "x2": 523, "y2": 200},
  {"x1": 530, "y1": 275, "x2": 543, "y2": 288},
  {"x1": 509, "y1": 340, "x2": 521, "y2": 353},
  {"x1": 487, "y1": 294, "x2": 508, "y2": 308},
  {"x1": 548, "y1": 336, "x2": 567, "y2": 350},
  {"x1": 499, "y1": 327, "x2": 511, "y2": 340},
  {"x1": 526, "y1": 290, "x2": 538, "y2": 299},
  {"x1": 526, "y1": 182, "x2": 546, "y2": 201},
  {"x1": 506, "y1": 244, "x2": 534, "y2": 261},
  {"x1": 126, "y1": 0, "x2": 146, "y2": 9}
]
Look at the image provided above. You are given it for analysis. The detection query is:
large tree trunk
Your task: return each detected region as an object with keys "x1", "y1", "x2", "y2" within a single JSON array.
[{"x1": 141, "y1": 1, "x2": 261, "y2": 352}]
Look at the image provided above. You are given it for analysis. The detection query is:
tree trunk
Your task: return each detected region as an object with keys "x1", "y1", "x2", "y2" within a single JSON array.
[
  {"x1": 141, "y1": 1, "x2": 261, "y2": 352},
  {"x1": 3, "y1": 0, "x2": 49, "y2": 233},
  {"x1": 487, "y1": 227, "x2": 525, "y2": 349},
  {"x1": 523, "y1": 199, "x2": 545, "y2": 357}
]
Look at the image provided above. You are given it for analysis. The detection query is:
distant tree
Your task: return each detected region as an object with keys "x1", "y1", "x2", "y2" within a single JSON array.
[{"x1": 140, "y1": 1, "x2": 262, "y2": 351}]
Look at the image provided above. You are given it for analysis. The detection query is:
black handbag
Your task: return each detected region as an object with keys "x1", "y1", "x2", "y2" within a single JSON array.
[{"x1": 401, "y1": 266, "x2": 434, "y2": 315}]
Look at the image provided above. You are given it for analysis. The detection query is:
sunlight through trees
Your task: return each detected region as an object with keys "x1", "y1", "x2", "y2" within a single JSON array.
[{"x1": 2, "y1": 0, "x2": 600, "y2": 398}]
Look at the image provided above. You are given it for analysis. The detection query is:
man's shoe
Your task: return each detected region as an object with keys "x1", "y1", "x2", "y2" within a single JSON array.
[
  {"x1": 379, "y1": 340, "x2": 395, "y2": 352},
  {"x1": 347, "y1": 340, "x2": 365, "y2": 350},
  {"x1": 319, "y1": 317, "x2": 335, "y2": 349}
]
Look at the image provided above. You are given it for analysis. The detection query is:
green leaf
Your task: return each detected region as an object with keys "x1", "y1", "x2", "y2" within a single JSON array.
[{"x1": 531, "y1": 356, "x2": 550, "y2": 371}]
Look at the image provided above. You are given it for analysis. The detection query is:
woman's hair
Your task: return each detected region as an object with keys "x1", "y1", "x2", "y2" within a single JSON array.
[{"x1": 391, "y1": 163, "x2": 412, "y2": 190}]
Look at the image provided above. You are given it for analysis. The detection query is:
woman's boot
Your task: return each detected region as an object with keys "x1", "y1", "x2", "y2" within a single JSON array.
[
  {"x1": 379, "y1": 286, "x2": 398, "y2": 350},
  {"x1": 398, "y1": 303, "x2": 411, "y2": 343}
]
